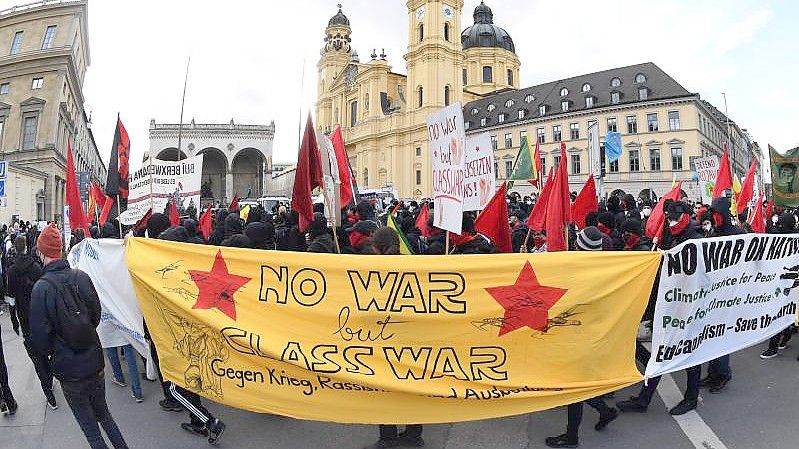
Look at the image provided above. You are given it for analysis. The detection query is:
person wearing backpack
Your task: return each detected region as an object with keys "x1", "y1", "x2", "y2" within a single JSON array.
[{"x1": 29, "y1": 224, "x2": 129, "y2": 449}]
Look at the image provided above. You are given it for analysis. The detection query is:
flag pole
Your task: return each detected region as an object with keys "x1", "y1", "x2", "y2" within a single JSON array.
[
  {"x1": 297, "y1": 58, "x2": 306, "y2": 149},
  {"x1": 116, "y1": 194, "x2": 123, "y2": 237},
  {"x1": 722, "y1": 92, "x2": 734, "y2": 178},
  {"x1": 445, "y1": 230, "x2": 450, "y2": 254},
  {"x1": 177, "y1": 56, "x2": 191, "y2": 163}
]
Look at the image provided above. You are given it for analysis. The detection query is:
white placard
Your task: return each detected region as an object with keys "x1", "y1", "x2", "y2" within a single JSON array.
[
  {"x1": 120, "y1": 154, "x2": 203, "y2": 225},
  {"x1": 588, "y1": 122, "x2": 600, "y2": 177},
  {"x1": 645, "y1": 234, "x2": 799, "y2": 378},
  {"x1": 463, "y1": 132, "x2": 496, "y2": 211},
  {"x1": 694, "y1": 156, "x2": 720, "y2": 205},
  {"x1": 427, "y1": 103, "x2": 466, "y2": 234}
]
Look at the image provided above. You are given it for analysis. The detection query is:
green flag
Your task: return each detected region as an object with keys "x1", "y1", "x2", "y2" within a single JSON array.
[
  {"x1": 387, "y1": 213, "x2": 414, "y2": 255},
  {"x1": 770, "y1": 145, "x2": 799, "y2": 207},
  {"x1": 508, "y1": 135, "x2": 539, "y2": 184}
]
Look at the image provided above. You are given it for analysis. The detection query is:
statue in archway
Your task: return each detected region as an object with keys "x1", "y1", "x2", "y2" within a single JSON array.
[{"x1": 201, "y1": 179, "x2": 213, "y2": 199}]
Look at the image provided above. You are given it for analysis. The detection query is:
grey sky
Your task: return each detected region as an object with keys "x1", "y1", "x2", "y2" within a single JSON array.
[{"x1": 4, "y1": 0, "x2": 797, "y2": 167}]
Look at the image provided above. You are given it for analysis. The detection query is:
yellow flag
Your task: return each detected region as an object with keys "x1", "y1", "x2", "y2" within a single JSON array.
[
  {"x1": 127, "y1": 238, "x2": 660, "y2": 424},
  {"x1": 239, "y1": 204, "x2": 251, "y2": 221},
  {"x1": 386, "y1": 213, "x2": 414, "y2": 255}
]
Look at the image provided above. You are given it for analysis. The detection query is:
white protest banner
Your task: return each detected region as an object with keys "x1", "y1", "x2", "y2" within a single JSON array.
[
  {"x1": 427, "y1": 103, "x2": 466, "y2": 234},
  {"x1": 463, "y1": 132, "x2": 496, "y2": 211},
  {"x1": 68, "y1": 238, "x2": 155, "y2": 377},
  {"x1": 645, "y1": 233, "x2": 799, "y2": 378},
  {"x1": 119, "y1": 154, "x2": 203, "y2": 225},
  {"x1": 694, "y1": 156, "x2": 719, "y2": 205}
]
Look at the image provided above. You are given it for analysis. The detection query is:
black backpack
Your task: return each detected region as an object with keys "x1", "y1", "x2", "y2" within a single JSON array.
[{"x1": 41, "y1": 273, "x2": 97, "y2": 351}]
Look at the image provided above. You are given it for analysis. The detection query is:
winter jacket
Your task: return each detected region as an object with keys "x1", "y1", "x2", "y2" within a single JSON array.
[
  {"x1": 511, "y1": 224, "x2": 530, "y2": 253},
  {"x1": 6, "y1": 253, "x2": 43, "y2": 338},
  {"x1": 710, "y1": 197, "x2": 745, "y2": 236},
  {"x1": 308, "y1": 233, "x2": 335, "y2": 253},
  {"x1": 451, "y1": 234, "x2": 497, "y2": 255},
  {"x1": 29, "y1": 259, "x2": 104, "y2": 381}
]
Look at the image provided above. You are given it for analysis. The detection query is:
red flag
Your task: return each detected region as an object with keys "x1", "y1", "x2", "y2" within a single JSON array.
[
  {"x1": 330, "y1": 126, "x2": 354, "y2": 206},
  {"x1": 228, "y1": 193, "x2": 239, "y2": 212},
  {"x1": 530, "y1": 140, "x2": 543, "y2": 188},
  {"x1": 168, "y1": 200, "x2": 180, "y2": 226},
  {"x1": 570, "y1": 176, "x2": 598, "y2": 229},
  {"x1": 65, "y1": 139, "x2": 89, "y2": 234},
  {"x1": 198, "y1": 205, "x2": 213, "y2": 240},
  {"x1": 415, "y1": 202, "x2": 432, "y2": 238},
  {"x1": 765, "y1": 197, "x2": 773, "y2": 223},
  {"x1": 105, "y1": 116, "x2": 131, "y2": 199},
  {"x1": 291, "y1": 114, "x2": 325, "y2": 232},
  {"x1": 712, "y1": 146, "x2": 732, "y2": 199},
  {"x1": 748, "y1": 193, "x2": 765, "y2": 233},
  {"x1": 735, "y1": 160, "x2": 757, "y2": 215},
  {"x1": 645, "y1": 181, "x2": 683, "y2": 244},
  {"x1": 133, "y1": 208, "x2": 152, "y2": 232},
  {"x1": 475, "y1": 182, "x2": 512, "y2": 253},
  {"x1": 544, "y1": 143, "x2": 571, "y2": 252},
  {"x1": 527, "y1": 168, "x2": 554, "y2": 231},
  {"x1": 99, "y1": 195, "x2": 114, "y2": 226}
]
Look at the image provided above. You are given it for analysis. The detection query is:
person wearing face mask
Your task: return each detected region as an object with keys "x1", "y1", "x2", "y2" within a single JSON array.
[
  {"x1": 698, "y1": 209, "x2": 715, "y2": 238},
  {"x1": 639, "y1": 200, "x2": 653, "y2": 226},
  {"x1": 530, "y1": 230, "x2": 547, "y2": 253},
  {"x1": 509, "y1": 211, "x2": 529, "y2": 253}
]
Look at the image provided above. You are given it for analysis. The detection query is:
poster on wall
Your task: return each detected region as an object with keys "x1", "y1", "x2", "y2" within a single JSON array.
[
  {"x1": 119, "y1": 154, "x2": 203, "y2": 225},
  {"x1": 463, "y1": 132, "x2": 496, "y2": 212},
  {"x1": 427, "y1": 103, "x2": 466, "y2": 234},
  {"x1": 693, "y1": 156, "x2": 719, "y2": 205}
]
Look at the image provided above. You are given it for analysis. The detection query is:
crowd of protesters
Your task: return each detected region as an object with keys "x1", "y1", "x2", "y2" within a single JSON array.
[{"x1": 0, "y1": 190, "x2": 797, "y2": 449}]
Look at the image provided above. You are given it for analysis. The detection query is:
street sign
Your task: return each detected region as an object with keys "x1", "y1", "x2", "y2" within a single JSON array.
[
  {"x1": 0, "y1": 160, "x2": 6, "y2": 178},
  {"x1": 0, "y1": 197, "x2": 6, "y2": 207},
  {"x1": 0, "y1": 178, "x2": 5, "y2": 197}
]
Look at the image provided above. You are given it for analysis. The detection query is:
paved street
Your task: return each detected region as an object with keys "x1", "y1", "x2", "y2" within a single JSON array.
[{"x1": 2, "y1": 313, "x2": 797, "y2": 449}]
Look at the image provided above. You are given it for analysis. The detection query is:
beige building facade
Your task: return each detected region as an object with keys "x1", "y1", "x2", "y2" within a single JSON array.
[
  {"x1": 0, "y1": 0, "x2": 105, "y2": 224},
  {"x1": 315, "y1": 1, "x2": 761, "y2": 202}
]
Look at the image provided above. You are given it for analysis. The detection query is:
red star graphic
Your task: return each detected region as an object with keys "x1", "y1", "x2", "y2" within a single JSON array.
[
  {"x1": 189, "y1": 250, "x2": 250, "y2": 320},
  {"x1": 485, "y1": 262, "x2": 567, "y2": 336}
]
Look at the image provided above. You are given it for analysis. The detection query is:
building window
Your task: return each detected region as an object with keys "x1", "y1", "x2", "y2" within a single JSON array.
[
  {"x1": 31, "y1": 77, "x2": 44, "y2": 90},
  {"x1": 611, "y1": 91, "x2": 620, "y2": 104},
  {"x1": 524, "y1": 94, "x2": 534, "y2": 103},
  {"x1": 507, "y1": 69, "x2": 513, "y2": 86},
  {"x1": 561, "y1": 100, "x2": 569, "y2": 112},
  {"x1": 609, "y1": 159, "x2": 619, "y2": 173},
  {"x1": 464, "y1": 121, "x2": 470, "y2": 130},
  {"x1": 537, "y1": 128, "x2": 545, "y2": 144},
  {"x1": 487, "y1": 104, "x2": 496, "y2": 112},
  {"x1": 444, "y1": 23, "x2": 450, "y2": 42},
  {"x1": 560, "y1": 87, "x2": 569, "y2": 96},
  {"x1": 418, "y1": 24, "x2": 424, "y2": 42},
  {"x1": 540, "y1": 157, "x2": 547, "y2": 176},
  {"x1": 505, "y1": 160, "x2": 513, "y2": 178},
  {"x1": 520, "y1": 130, "x2": 527, "y2": 143},
  {"x1": 582, "y1": 83, "x2": 591, "y2": 92},
  {"x1": 629, "y1": 149, "x2": 640, "y2": 172},
  {"x1": 0, "y1": 83, "x2": 8, "y2": 95},
  {"x1": 471, "y1": 108, "x2": 479, "y2": 116},
  {"x1": 553, "y1": 125, "x2": 562, "y2": 142},
  {"x1": 42, "y1": 25, "x2": 57, "y2": 49},
  {"x1": 504, "y1": 133, "x2": 512, "y2": 148},
  {"x1": 22, "y1": 114, "x2": 38, "y2": 150},
  {"x1": 494, "y1": 161, "x2": 499, "y2": 178},
  {"x1": 671, "y1": 147, "x2": 683, "y2": 170},
  {"x1": 350, "y1": 101, "x2": 358, "y2": 127},
  {"x1": 418, "y1": 86, "x2": 423, "y2": 108},
  {"x1": 444, "y1": 86, "x2": 450, "y2": 105},
  {"x1": 462, "y1": 68, "x2": 467, "y2": 85},
  {"x1": 491, "y1": 135, "x2": 497, "y2": 150},
  {"x1": 571, "y1": 154, "x2": 581, "y2": 174},
  {"x1": 498, "y1": 113, "x2": 505, "y2": 123},
  {"x1": 650, "y1": 148, "x2": 661, "y2": 171},
  {"x1": 539, "y1": 105, "x2": 546, "y2": 116},
  {"x1": 415, "y1": 147, "x2": 421, "y2": 157},
  {"x1": 570, "y1": 123, "x2": 579, "y2": 140},
  {"x1": 482, "y1": 66, "x2": 493, "y2": 83},
  {"x1": 647, "y1": 113, "x2": 658, "y2": 132},
  {"x1": 505, "y1": 99, "x2": 514, "y2": 108},
  {"x1": 518, "y1": 109, "x2": 526, "y2": 119},
  {"x1": 638, "y1": 87, "x2": 648, "y2": 100},
  {"x1": 611, "y1": 77, "x2": 621, "y2": 88},
  {"x1": 10, "y1": 31, "x2": 23, "y2": 55},
  {"x1": 635, "y1": 73, "x2": 647, "y2": 83},
  {"x1": 626, "y1": 115, "x2": 638, "y2": 134},
  {"x1": 585, "y1": 96, "x2": 594, "y2": 108},
  {"x1": 607, "y1": 117, "x2": 617, "y2": 133},
  {"x1": 480, "y1": 117, "x2": 487, "y2": 126},
  {"x1": 416, "y1": 170, "x2": 422, "y2": 185},
  {"x1": 553, "y1": 155, "x2": 561, "y2": 169},
  {"x1": 668, "y1": 110, "x2": 680, "y2": 130}
]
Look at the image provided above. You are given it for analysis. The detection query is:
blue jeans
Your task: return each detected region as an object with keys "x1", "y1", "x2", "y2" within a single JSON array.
[
  {"x1": 61, "y1": 372, "x2": 129, "y2": 449},
  {"x1": 104, "y1": 345, "x2": 142, "y2": 398},
  {"x1": 708, "y1": 355, "x2": 731, "y2": 380}
]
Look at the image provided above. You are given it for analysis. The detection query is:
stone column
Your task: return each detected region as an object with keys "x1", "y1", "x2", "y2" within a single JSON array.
[{"x1": 225, "y1": 172, "x2": 234, "y2": 205}]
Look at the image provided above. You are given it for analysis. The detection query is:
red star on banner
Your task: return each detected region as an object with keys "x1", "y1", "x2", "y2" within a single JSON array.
[
  {"x1": 189, "y1": 250, "x2": 250, "y2": 320},
  {"x1": 485, "y1": 262, "x2": 568, "y2": 336}
]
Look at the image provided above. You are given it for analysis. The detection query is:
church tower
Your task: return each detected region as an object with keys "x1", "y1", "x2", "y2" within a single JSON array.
[
  {"x1": 317, "y1": 5, "x2": 353, "y2": 133},
  {"x1": 405, "y1": 0, "x2": 465, "y2": 113}
]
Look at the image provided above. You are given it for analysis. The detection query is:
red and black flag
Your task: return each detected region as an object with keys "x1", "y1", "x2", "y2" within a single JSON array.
[{"x1": 105, "y1": 115, "x2": 131, "y2": 199}]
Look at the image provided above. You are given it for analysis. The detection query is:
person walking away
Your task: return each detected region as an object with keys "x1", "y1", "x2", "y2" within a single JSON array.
[
  {"x1": 545, "y1": 226, "x2": 618, "y2": 448},
  {"x1": 29, "y1": 224, "x2": 129, "y2": 449},
  {"x1": 6, "y1": 235, "x2": 54, "y2": 408},
  {"x1": 0, "y1": 317, "x2": 17, "y2": 415}
]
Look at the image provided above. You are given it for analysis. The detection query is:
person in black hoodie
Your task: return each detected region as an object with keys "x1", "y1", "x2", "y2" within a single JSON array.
[
  {"x1": 183, "y1": 219, "x2": 205, "y2": 244},
  {"x1": 760, "y1": 211, "x2": 797, "y2": 359},
  {"x1": 450, "y1": 214, "x2": 497, "y2": 255},
  {"x1": 29, "y1": 224, "x2": 130, "y2": 449},
  {"x1": 6, "y1": 235, "x2": 53, "y2": 408},
  {"x1": 307, "y1": 213, "x2": 335, "y2": 253},
  {"x1": 277, "y1": 211, "x2": 308, "y2": 252},
  {"x1": 245, "y1": 222, "x2": 276, "y2": 250},
  {"x1": 207, "y1": 209, "x2": 229, "y2": 246}
]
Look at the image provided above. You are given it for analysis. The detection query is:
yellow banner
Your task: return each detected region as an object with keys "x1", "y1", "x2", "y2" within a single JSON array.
[{"x1": 126, "y1": 238, "x2": 660, "y2": 424}]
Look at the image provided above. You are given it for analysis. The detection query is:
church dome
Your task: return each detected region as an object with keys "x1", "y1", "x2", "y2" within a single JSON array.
[
  {"x1": 328, "y1": 5, "x2": 350, "y2": 27},
  {"x1": 461, "y1": 1, "x2": 515, "y2": 54}
]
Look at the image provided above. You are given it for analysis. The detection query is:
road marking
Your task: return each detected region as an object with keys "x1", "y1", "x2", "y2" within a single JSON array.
[{"x1": 644, "y1": 343, "x2": 729, "y2": 449}]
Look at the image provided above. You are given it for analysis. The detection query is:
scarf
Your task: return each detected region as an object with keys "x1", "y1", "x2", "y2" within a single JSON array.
[
  {"x1": 624, "y1": 234, "x2": 641, "y2": 250},
  {"x1": 348, "y1": 231, "x2": 370, "y2": 248},
  {"x1": 669, "y1": 213, "x2": 690, "y2": 236},
  {"x1": 450, "y1": 232, "x2": 478, "y2": 249},
  {"x1": 597, "y1": 223, "x2": 612, "y2": 236}
]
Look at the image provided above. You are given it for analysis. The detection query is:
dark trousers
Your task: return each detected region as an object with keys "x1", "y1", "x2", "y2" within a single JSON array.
[
  {"x1": 707, "y1": 355, "x2": 731, "y2": 380},
  {"x1": 768, "y1": 327, "x2": 793, "y2": 351},
  {"x1": 149, "y1": 339, "x2": 174, "y2": 401},
  {"x1": 23, "y1": 338, "x2": 54, "y2": 400},
  {"x1": 636, "y1": 364, "x2": 701, "y2": 406},
  {"x1": 170, "y1": 383, "x2": 213, "y2": 426},
  {"x1": 0, "y1": 323, "x2": 14, "y2": 405},
  {"x1": 379, "y1": 424, "x2": 423, "y2": 440},
  {"x1": 566, "y1": 397, "x2": 612, "y2": 439},
  {"x1": 61, "y1": 372, "x2": 129, "y2": 449}
]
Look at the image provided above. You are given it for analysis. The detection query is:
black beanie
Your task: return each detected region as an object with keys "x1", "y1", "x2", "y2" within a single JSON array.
[{"x1": 147, "y1": 213, "x2": 171, "y2": 239}]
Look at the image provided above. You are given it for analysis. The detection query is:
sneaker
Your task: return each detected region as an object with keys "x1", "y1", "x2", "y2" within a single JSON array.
[
  {"x1": 131, "y1": 393, "x2": 143, "y2": 403},
  {"x1": 698, "y1": 375, "x2": 716, "y2": 388},
  {"x1": 616, "y1": 398, "x2": 648, "y2": 413},
  {"x1": 207, "y1": 418, "x2": 226, "y2": 445},
  {"x1": 397, "y1": 431, "x2": 425, "y2": 447},
  {"x1": 760, "y1": 348, "x2": 779, "y2": 359},
  {"x1": 112, "y1": 378, "x2": 127, "y2": 388},
  {"x1": 0, "y1": 401, "x2": 8, "y2": 416},
  {"x1": 669, "y1": 399, "x2": 697, "y2": 415},
  {"x1": 709, "y1": 377, "x2": 730, "y2": 394},
  {"x1": 159, "y1": 398, "x2": 183, "y2": 412},
  {"x1": 46, "y1": 396, "x2": 58, "y2": 410},
  {"x1": 545, "y1": 433, "x2": 579, "y2": 448},
  {"x1": 181, "y1": 422, "x2": 209, "y2": 437},
  {"x1": 7, "y1": 400, "x2": 17, "y2": 416},
  {"x1": 595, "y1": 408, "x2": 618, "y2": 431}
]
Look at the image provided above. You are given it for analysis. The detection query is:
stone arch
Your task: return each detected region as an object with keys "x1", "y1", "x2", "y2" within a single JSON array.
[
  {"x1": 198, "y1": 147, "x2": 228, "y2": 203},
  {"x1": 232, "y1": 147, "x2": 266, "y2": 199},
  {"x1": 156, "y1": 147, "x2": 188, "y2": 161}
]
